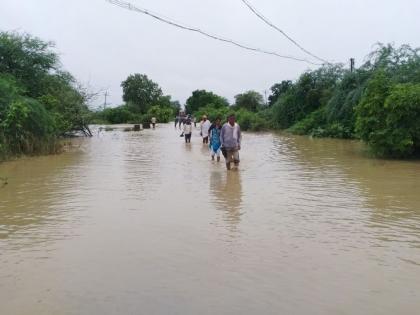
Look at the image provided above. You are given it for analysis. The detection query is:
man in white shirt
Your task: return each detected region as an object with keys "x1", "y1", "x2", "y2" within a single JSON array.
[
  {"x1": 183, "y1": 118, "x2": 192, "y2": 143},
  {"x1": 200, "y1": 115, "x2": 211, "y2": 144},
  {"x1": 220, "y1": 114, "x2": 242, "y2": 170}
]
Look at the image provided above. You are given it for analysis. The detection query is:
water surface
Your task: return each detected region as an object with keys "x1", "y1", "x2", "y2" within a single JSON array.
[{"x1": 1, "y1": 124, "x2": 419, "y2": 314}]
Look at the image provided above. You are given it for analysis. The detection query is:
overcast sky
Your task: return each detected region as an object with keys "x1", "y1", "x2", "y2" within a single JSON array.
[{"x1": 1, "y1": 0, "x2": 419, "y2": 108}]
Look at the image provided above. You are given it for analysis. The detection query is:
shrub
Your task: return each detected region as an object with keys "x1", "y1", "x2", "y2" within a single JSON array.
[
  {"x1": 147, "y1": 105, "x2": 173, "y2": 123},
  {"x1": 194, "y1": 105, "x2": 230, "y2": 123},
  {"x1": 235, "y1": 109, "x2": 254, "y2": 131},
  {"x1": 1, "y1": 98, "x2": 56, "y2": 154},
  {"x1": 356, "y1": 77, "x2": 420, "y2": 156},
  {"x1": 100, "y1": 106, "x2": 134, "y2": 124},
  {"x1": 355, "y1": 70, "x2": 392, "y2": 153},
  {"x1": 289, "y1": 107, "x2": 327, "y2": 135}
]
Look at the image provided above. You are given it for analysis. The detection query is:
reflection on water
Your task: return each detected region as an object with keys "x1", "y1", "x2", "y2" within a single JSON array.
[
  {"x1": 210, "y1": 170, "x2": 243, "y2": 232},
  {"x1": 122, "y1": 132, "x2": 162, "y2": 201},
  {"x1": 1, "y1": 125, "x2": 420, "y2": 314}
]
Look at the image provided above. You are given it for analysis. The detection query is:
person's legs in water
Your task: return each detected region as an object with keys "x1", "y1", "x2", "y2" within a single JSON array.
[
  {"x1": 225, "y1": 149, "x2": 233, "y2": 170},
  {"x1": 233, "y1": 150, "x2": 240, "y2": 168}
]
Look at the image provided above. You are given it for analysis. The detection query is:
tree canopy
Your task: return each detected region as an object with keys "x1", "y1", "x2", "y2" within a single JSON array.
[
  {"x1": 185, "y1": 89, "x2": 229, "y2": 114},
  {"x1": 234, "y1": 90, "x2": 264, "y2": 112},
  {"x1": 268, "y1": 81, "x2": 292, "y2": 106},
  {"x1": 121, "y1": 73, "x2": 163, "y2": 114},
  {"x1": 0, "y1": 31, "x2": 92, "y2": 158}
]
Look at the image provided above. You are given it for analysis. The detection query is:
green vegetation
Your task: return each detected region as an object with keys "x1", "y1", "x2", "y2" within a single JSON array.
[
  {"x1": 91, "y1": 74, "x2": 180, "y2": 126},
  {"x1": 0, "y1": 32, "x2": 92, "y2": 160},
  {"x1": 2, "y1": 30, "x2": 419, "y2": 159},
  {"x1": 188, "y1": 90, "x2": 272, "y2": 132},
  {"x1": 233, "y1": 91, "x2": 264, "y2": 112},
  {"x1": 187, "y1": 44, "x2": 420, "y2": 158},
  {"x1": 270, "y1": 44, "x2": 420, "y2": 158},
  {"x1": 185, "y1": 90, "x2": 229, "y2": 113}
]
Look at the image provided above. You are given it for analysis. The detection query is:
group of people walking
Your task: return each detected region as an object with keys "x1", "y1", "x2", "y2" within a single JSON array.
[
  {"x1": 179, "y1": 114, "x2": 242, "y2": 170},
  {"x1": 175, "y1": 114, "x2": 196, "y2": 129}
]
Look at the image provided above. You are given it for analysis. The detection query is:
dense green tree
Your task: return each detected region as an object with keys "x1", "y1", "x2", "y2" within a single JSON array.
[
  {"x1": 272, "y1": 64, "x2": 344, "y2": 129},
  {"x1": 121, "y1": 74, "x2": 162, "y2": 114},
  {"x1": 185, "y1": 89, "x2": 229, "y2": 114},
  {"x1": 99, "y1": 106, "x2": 134, "y2": 124},
  {"x1": 0, "y1": 74, "x2": 21, "y2": 120},
  {"x1": 268, "y1": 81, "x2": 292, "y2": 106},
  {"x1": 155, "y1": 94, "x2": 181, "y2": 116},
  {"x1": 147, "y1": 105, "x2": 173, "y2": 123},
  {"x1": 170, "y1": 100, "x2": 181, "y2": 116},
  {"x1": 355, "y1": 71, "x2": 420, "y2": 157},
  {"x1": 0, "y1": 31, "x2": 92, "y2": 157},
  {"x1": 38, "y1": 71, "x2": 92, "y2": 136},
  {"x1": 0, "y1": 32, "x2": 58, "y2": 97},
  {"x1": 234, "y1": 90, "x2": 264, "y2": 112}
]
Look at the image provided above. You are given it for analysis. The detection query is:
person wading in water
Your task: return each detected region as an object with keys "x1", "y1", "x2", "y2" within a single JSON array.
[
  {"x1": 183, "y1": 118, "x2": 192, "y2": 143},
  {"x1": 209, "y1": 117, "x2": 222, "y2": 162},
  {"x1": 200, "y1": 115, "x2": 211, "y2": 144},
  {"x1": 220, "y1": 114, "x2": 242, "y2": 170}
]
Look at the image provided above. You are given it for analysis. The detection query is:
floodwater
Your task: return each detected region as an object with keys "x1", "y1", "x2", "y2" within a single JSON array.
[{"x1": 1, "y1": 124, "x2": 420, "y2": 315}]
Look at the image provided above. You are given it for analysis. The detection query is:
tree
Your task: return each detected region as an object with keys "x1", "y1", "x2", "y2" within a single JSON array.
[
  {"x1": 121, "y1": 74, "x2": 162, "y2": 113},
  {"x1": 185, "y1": 89, "x2": 229, "y2": 114},
  {"x1": 0, "y1": 32, "x2": 58, "y2": 97},
  {"x1": 147, "y1": 105, "x2": 173, "y2": 123},
  {"x1": 155, "y1": 95, "x2": 181, "y2": 116},
  {"x1": 234, "y1": 90, "x2": 264, "y2": 112},
  {"x1": 268, "y1": 81, "x2": 292, "y2": 106},
  {"x1": 170, "y1": 100, "x2": 181, "y2": 116},
  {"x1": 355, "y1": 69, "x2": 420, "y2": 157},
  {"x1": 0, "y1": 31, "x2": 93, "y2": 157}
]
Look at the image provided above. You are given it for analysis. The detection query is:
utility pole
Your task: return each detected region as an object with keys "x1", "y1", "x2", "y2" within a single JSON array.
[
  {"x1": 264, "y1": 90, "x2": 268, "y2": 106},
  {"x1": 350, "y1": 58, "x2": 355, "y2": 73},
  {"x1": 104, "y1": 91, "x2": 109, "y2": 109}
]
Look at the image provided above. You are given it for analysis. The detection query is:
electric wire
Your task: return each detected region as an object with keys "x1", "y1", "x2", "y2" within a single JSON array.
[
  {"x1": 240, "y1": 0, "x2": 330, "y2": 64},
  {"x1": 105, "y1": 0, "x2": 322, "y2": 65}
]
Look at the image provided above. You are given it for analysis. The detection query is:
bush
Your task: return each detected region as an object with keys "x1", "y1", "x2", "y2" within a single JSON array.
[
  {"x1": 0, "y1": 31, "x2": 93, "y2": 159},
  {"x1": 193, "y1": 106, "x2": 270, "y2": 131},
  {"x1": 97, "y1": 106, "x2": 134, "y2": 124},
  {"x1": 289, "y1": 107, "x2": 327, "y2": 135},
  {"x1": 355, "y1": 71, "x2": 392, "y2": 154},
  {"x1": 235, "y1": 109, "x2": 254, "y2": 131},
  {"x1": 194, "y1": 105, "x2": 230, "y2": 123},
  {"x1": 356, "y1": 82, "x2": 420, "y2": 157},
  {"x1": 0, "y1": 74, "x2": 21, "y2": 118},
  {"x1": 147, "y1": 105, "x2": 173, "y2": 123},
  {"x1": 1, "y1": 98, "x2": 56, "y2": 154},
  {"x1": 323, "y1": 71, "x2": 369, "y2": 136}
]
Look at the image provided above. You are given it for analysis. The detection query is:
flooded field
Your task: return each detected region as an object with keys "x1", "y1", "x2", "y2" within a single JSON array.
[{"x1": 1, "y1": 124, "x2": 420, "y2": 314}]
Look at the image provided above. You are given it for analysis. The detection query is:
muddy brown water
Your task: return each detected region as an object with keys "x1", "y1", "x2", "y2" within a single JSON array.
[{"x1": 1, "y1": 124, "x2": 420, "y2": 315}]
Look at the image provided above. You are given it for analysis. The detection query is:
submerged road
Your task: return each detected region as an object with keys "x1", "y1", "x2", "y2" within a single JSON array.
[{"x1": 1, "y1": 123, "x2": 420, "y2": 314}]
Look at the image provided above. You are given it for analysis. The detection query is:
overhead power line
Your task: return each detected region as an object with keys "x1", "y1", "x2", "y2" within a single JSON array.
[
  {"x1": 240, "y1": 0, "x2": 330, "y2": 64},
  {"x1": 105, "y1": 0, "x2": 322, "y2": 65}
]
